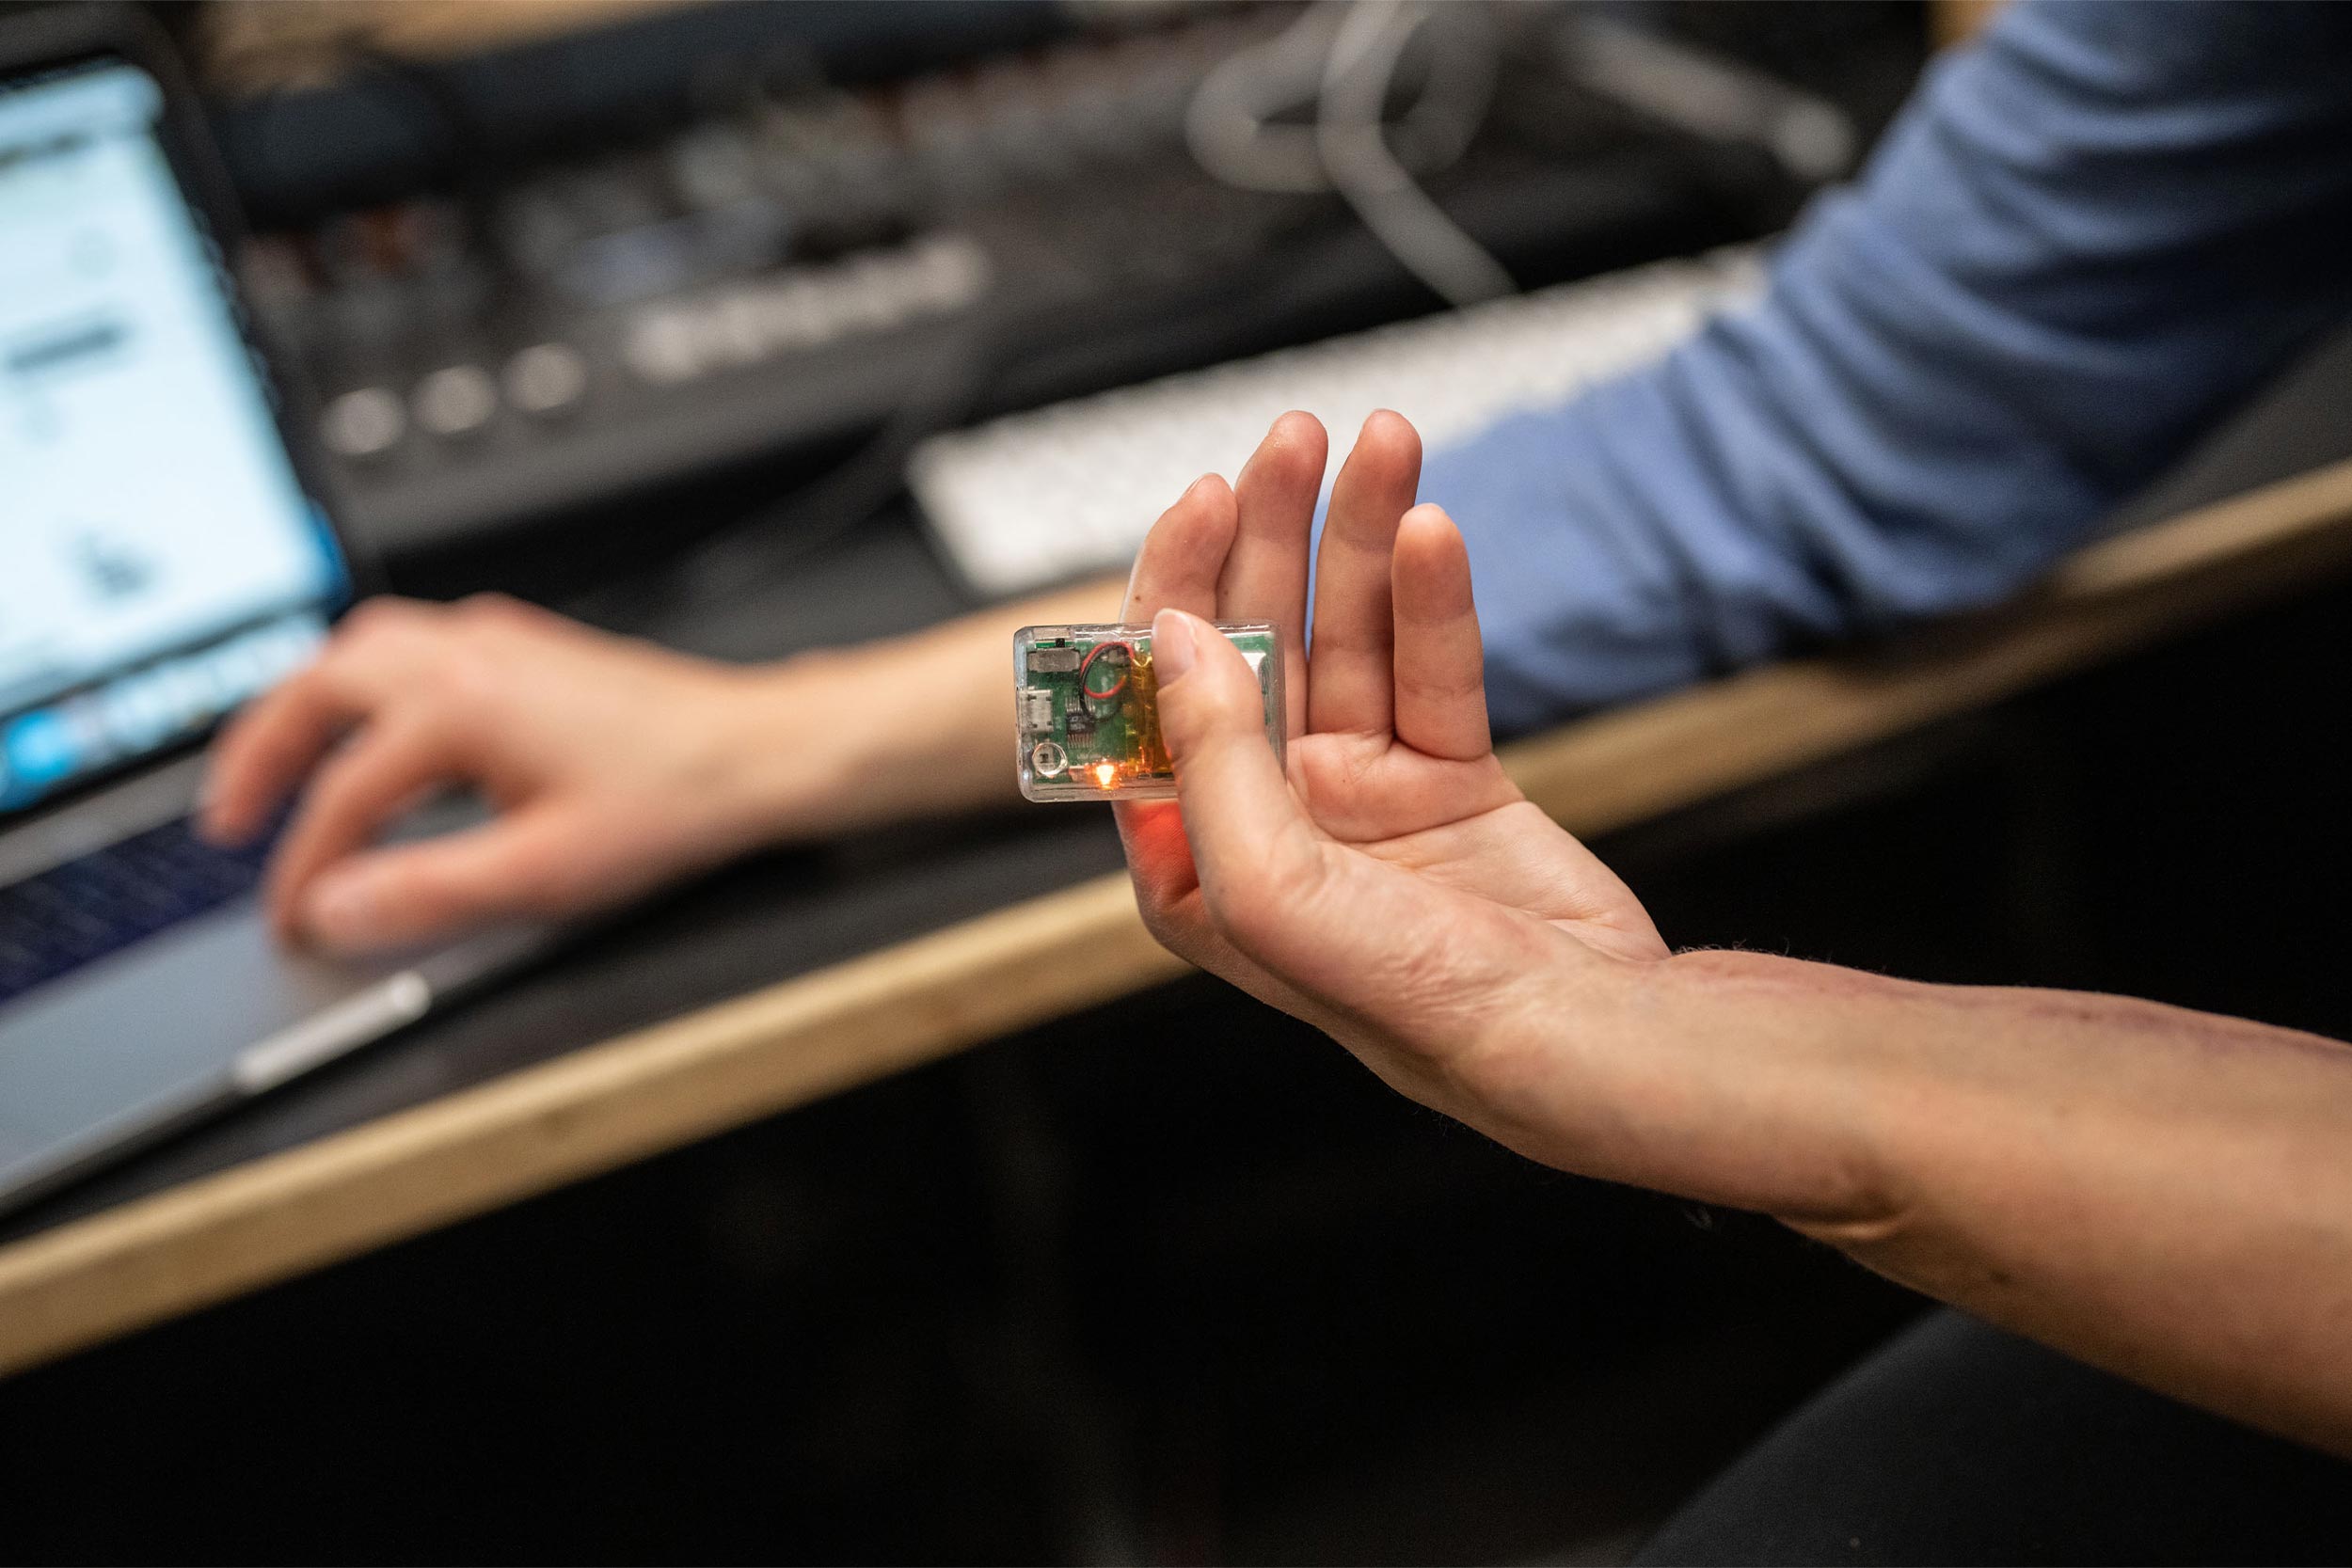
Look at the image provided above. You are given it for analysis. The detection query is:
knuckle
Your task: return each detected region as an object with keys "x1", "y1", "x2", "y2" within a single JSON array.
[
  {"x1": 1133, "y1": 881, "x2": 1184, "y2": 946},
  {"x1": 1136, "y1": 892, "x2": 1214, "y2": 968},
  {"x1": 434, "y1": 645, "x2": 500, "y2": 703},
  {"x1": 396, "y1": 638, "x2": 488, "y2": 709},
  {"x1": 457, "y1": 591, "x2": 538, "y2": 630},
  {"x1": 1395, "y1": 662, "x2": 1484, "y2": 705},
  {"x1": 1135, "y1": 898, "x2": 1175, "y2": 949},
  {"x1": 305, "y1": 637, "x2": 357, "y2": 681},
  {"x1": 342, "y1": 596, "x2": 427, "y2": 640},
  {"x1": 339, "y1": 599, "x2": 395, "y2": 636}
]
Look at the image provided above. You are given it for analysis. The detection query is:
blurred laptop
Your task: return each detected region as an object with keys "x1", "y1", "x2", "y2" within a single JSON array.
[{"x1": 0, "y1": 10, "x2": 545, "y2": 1213}]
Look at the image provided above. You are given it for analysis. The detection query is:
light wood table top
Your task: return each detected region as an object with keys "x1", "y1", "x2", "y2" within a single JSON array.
[{"x1": 5, "y1": 457, "x2": 2352, "y2": 1379}]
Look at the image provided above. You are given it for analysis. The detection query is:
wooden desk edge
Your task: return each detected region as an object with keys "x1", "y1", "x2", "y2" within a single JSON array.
[{"x1": 7, "y1": 457, "x2": 2352, "y2": 1377}]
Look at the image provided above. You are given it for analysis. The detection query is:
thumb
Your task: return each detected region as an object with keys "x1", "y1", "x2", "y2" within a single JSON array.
[
  {"x1": 1151, "y1": 612, "x2": 1561, "y2": 1063},
  {"x1": 1151, "y1": 610, "x2": 1327, "y2": 952}
]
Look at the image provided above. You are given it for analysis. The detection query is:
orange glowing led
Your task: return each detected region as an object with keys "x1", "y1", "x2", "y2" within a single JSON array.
[{"x1": 1092, "y1": 761, "x2": 1118, "y2": 788}]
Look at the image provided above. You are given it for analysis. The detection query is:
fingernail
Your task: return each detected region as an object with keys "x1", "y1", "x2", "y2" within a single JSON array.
[
  {"x1": 1152, "y1": 609, "x2": 1198, "y2": 684},
  {"x1": 303, "y1": 870, "x2": 381, "y2": 949},
  {"x1": 1183, "y1": 473, "x2": 1215, "y2": 499}
]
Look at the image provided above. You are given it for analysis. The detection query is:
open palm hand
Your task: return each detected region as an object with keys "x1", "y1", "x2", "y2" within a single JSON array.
[{"x1": 1116, "y1": 412, "x2": 1665, "y2": 1117}]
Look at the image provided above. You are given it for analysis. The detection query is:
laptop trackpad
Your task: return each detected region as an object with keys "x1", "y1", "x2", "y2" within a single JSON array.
[{"x1": 0, "y1": 903, "x2": 419, "y2": 1198}]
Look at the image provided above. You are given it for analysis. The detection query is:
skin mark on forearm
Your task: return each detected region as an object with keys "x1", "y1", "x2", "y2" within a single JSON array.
[
  {"x1": 1927, "y1": 981, "x2": 2352, "y2": 1066},
  {"x1": 1673, "y1": 946, "x2": 2352, "y2": 1067}
]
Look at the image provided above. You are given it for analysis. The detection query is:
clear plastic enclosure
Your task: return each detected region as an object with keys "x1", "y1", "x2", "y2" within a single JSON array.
[{"x1": 1013, "y1": 621, "x2": 1283, "y2": 801}]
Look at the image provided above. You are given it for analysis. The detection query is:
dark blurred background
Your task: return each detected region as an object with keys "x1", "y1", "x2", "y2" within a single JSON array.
[
  {"x1": 11, "y1": 2, "x2": 2351, "y2": 1561},
  {"x1": 105, "y1": 0, "x2": 1925, "y2": 600}
]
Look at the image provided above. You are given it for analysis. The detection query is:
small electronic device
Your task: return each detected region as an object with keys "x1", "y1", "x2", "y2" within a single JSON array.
[{"x1": 1014, "y1": 622, "x2": 1282, "y2": 801}]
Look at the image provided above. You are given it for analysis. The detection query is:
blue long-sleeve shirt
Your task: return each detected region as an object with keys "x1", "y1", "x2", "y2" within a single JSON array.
[{"x1": 1427, "y1": 0, "x2": 2352, "y2": 734}]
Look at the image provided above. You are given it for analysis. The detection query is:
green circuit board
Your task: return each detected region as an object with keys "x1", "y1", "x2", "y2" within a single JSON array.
[{"x1": 1014, "y1": 622, "x2": 1282, "y2": 801}]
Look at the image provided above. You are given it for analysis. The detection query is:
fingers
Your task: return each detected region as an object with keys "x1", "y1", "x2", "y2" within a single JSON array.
[
  {"x1": 1390, "y1": 504, "x2": 1492, "y2": 762},
  {"x1": 1148, "y1": 610, "x2": 1330, "y2": 961},
  {"x1": 199, "y1": 597, "x2": 437, "y2": 844},
  {"x1": 1122, "y1": 473, "x2": 1238, "y2": 624},
  {"x1": 294, "y1": 805, "x2": 595, "y2": 954},
  {"x1": 1308, "y1": 410, "x2": 1422, "y2": 736},
  {"x1": 1220, "y1": 411, "x2": 1326, "y2": 736},
  {"x1": 262, "y1": 718, "x2": 459, "y2": 939},
  {"x1": 200, "y1": 665, "x2": 363, "y2": 845},
  {"x1": 1112, "y1": 429, "x2": 1312, "y2": 937}
]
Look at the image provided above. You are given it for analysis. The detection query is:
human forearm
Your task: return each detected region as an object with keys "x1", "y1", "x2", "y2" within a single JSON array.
[
  {"x1": 1629, "y1": 950, "x2": 2352, "y2": 1454},
  {"x1": 709, "y1": 573, "x2": 1125, "y2": 842},
  {"x1": 1434, "y1": 4, "x2": 2352, "y2": 735}
]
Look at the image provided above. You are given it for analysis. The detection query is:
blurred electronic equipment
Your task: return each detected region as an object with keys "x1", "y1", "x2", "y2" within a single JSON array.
[
  {"x1": 914, "y1": 246, "x2": 1760, "y2": 596},
  {"x1": 202, "y1": 1, "x2": 1856, "y2": 559}
]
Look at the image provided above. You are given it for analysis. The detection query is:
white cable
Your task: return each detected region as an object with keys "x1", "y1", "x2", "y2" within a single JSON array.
[
  {"x1": 1184, "y1": 0, "x2": 1516, "y2": 309},
  {"x1": 1558, "y1": 15, "x2": 1857, "y2": 183},
  {"x1": 1316, "y1": 0, "x2": 1514, "y2": 308},
  {"x1": 1184, "y1": 5, "x2": 1344, "y2": 193}
]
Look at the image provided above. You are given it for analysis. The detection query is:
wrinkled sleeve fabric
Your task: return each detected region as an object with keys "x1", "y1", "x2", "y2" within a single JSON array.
[{"x1": 1421, "y1": 1, "x2": 2352, "y2": 734}]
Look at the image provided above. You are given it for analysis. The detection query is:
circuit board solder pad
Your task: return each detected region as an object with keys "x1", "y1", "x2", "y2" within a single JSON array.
[{"x1": 1014, "y1": 622, "x2": 1283, "y2": 801}]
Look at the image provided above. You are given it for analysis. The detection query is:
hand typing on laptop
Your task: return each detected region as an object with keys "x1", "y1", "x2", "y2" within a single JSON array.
[
  {"x1": 198, "y1": 585, "x2": 1109, "y2": 953},
  {"x1": 200, "y1": 594, "x2": 813, "y2": 953}
]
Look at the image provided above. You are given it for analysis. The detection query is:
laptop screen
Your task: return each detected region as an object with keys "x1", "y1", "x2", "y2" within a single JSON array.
[{"x1": 0, "y1": 59, "x2": 345, "y2": 819}]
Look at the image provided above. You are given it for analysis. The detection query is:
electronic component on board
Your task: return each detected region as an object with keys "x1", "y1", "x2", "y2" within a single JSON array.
[{"x1": 1013, "y1": 621, "x2": 1283, "y2": 801}]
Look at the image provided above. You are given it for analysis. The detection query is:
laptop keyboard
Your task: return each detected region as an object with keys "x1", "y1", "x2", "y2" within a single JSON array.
[{"x1": 0, "y1": 818, "x2": 279, "y2": 1008}]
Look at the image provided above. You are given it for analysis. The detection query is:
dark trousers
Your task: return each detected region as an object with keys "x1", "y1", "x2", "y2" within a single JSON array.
[{"x1": 1637, "y1": 1310, "x2": 2352, "y2": 1565}]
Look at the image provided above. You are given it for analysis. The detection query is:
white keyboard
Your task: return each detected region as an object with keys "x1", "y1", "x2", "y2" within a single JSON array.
[{"x1": 911, "y1": 245, "x2": 1764, "y2": 597}]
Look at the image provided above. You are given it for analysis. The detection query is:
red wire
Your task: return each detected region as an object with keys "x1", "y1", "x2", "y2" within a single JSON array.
[{"x1": 1078, "y1": 640, "x2": 1133, "y2": 702}]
